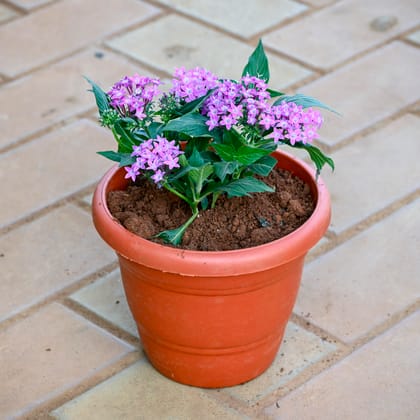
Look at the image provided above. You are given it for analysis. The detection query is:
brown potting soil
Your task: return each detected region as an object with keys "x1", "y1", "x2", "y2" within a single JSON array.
[{"x1": 107, "y1": 169, "x2": 314, "y2": 251}]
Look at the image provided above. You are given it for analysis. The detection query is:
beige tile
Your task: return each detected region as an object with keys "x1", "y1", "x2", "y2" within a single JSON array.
[
  {"x1": 265, "y1": 0, "x2": 420, "y2": 69},
  {"x1": 0, "y1": 0, "x2": 160, "y2": 77},
  {"x1": 82, "y1": 193, "x2": 93, "y2": 207},
  {"x1": 295, "y1": 199, "x2": 420, "y2": 343},
  {"x1": 108, "y1": 14, "x2": 312, "y2": 90},
  {"x1": 407, "y1": 29, "x2": 420, "y2": 45},
  {"x1": 301, "y1": 42, "x2": 420, "y2": 146},
  {"x1": 52, "y1": 360, "x2": 246, "y2": 420},
  {"x1": 265, "y1": 311, "x2": 420, "y2": 420},
  {"x1": 323, "y1": 115, "x2": 420, "y2": 233},
  {"x1": 0, "y1": 4, "x2": 17, "y2": 22},
  {"x1": 0, "y1": 120, "x2": 115, "y2": 228},
  {"x1": 226, "y1": 322, "x2": 335, "y2": 404},
  {"x1": 0, "y1": 205, "x2": 115, "y2": 322},
  {"x1": 0, "y1": 48, "x2": 142, "y2": 149},
  {"x1": 0, "y1": 303, "x2": 132, "y2": 419},
  {"x1": 307, "y1": 236, "x2": 329, "y2": 258},
  {"x1": 7, "y1": 0, "x2": 52, "y2": 10},
  {"x1": 302, "y1": 0, "x2": 334, "y2": 6},
  {"x1": 157, "y1": 0, "x2": 306, "y2": 38},
  {"x1": 71, "y1": 271, "x2": 139, "y2": 337}
]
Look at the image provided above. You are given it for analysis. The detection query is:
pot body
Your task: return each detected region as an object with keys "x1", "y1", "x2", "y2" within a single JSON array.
[{"x1": 92, "y1": 150, "x2": 331, "y2": 388}]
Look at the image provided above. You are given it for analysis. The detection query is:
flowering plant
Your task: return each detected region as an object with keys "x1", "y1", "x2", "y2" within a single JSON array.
[{"x1": 87, "y1": 41, "x2": 334, "y2": 245}]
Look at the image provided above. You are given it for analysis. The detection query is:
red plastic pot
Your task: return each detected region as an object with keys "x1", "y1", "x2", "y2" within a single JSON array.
[{"x1": 92, "y1": 150, "x2": 331, "y2": 388}]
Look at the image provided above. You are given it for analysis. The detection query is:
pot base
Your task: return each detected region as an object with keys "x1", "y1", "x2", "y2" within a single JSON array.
[{"x1": 140, "y1": 328, "x2": 285, "y2": 388}]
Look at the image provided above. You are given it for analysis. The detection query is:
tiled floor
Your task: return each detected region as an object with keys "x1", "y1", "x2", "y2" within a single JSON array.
[{"x1": 0, "y1": 0, "x2": 419, "y2": 419}]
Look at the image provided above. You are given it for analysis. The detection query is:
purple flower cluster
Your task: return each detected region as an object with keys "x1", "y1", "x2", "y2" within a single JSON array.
[
  {"x1": 198, "y1": 74, "x2": 323, "y2": 144},
  {"x1": 201, "y1": 76, "x2": 271, "y2": 130},
  {"x1": 170, "y1": 67, "x2": 219, "y2": 103},
  {"x1": 107, "y1": 74, "x2": 161, "y2": 119},
  {"x1": 268, "y1": 102, "x2": 323, "y2": 145},
  {"x1": 202, "y1": 80, "x2": 242, "y2": 130},
  {"x1": 124, "y1": 136, "x2": 183, "y2": 184},
  {"x1": 108, "y1": 69, "x2": 323, "y2": 149}
]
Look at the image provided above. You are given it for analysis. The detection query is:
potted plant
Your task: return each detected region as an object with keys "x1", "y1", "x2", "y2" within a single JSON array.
[{"x1": 87, "y1": 41, "x2": 335, "y2": 388}]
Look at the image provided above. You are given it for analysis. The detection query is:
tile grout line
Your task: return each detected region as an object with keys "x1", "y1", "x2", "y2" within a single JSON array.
[
  {"x1": 0, "y1": 260, "x2": 118, "y2": 334},
  {"x1": 0, "y1": 181, "x2": 100, "y2": 237},
  {"x1": 252, "y1": 300, "x2": 420, "y2": 416},
  {"x1": 17, "y1": 350, "x2": 142, "y2": 420}
]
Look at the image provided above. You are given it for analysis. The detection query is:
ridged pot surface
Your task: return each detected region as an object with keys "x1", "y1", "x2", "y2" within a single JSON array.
[{"x1": 92, "y1": 150, "x2": 331, "y2": 387}]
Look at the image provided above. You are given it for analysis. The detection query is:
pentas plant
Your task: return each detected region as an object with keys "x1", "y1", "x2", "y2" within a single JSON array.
[{"x1": 87, "y1": 41, "x2": 335, "y2": 246}]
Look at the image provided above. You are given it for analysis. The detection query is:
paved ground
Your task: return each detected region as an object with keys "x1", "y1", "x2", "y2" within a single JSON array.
[{"x1": 0, "y1": 0, "x2": 419, "y2": 419}]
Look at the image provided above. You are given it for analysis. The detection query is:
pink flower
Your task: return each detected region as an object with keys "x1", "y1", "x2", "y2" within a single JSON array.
[
  {"x1": 124, "y1": 165, "x2": 140, "y2": 182},
  {"x1": 171, "y1": 67, "x2": 219, "y2": 103},
  {"x1": 125, "y1": 136, "x2": 183, "y2": 184},
  {"x1": 107, "y1": 75, "x2": 161, "y2": 119}
]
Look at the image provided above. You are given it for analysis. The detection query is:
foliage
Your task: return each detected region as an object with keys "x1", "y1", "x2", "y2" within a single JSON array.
[{"x1": 87, "y1": 41, "x2": 335, "y2": 245}]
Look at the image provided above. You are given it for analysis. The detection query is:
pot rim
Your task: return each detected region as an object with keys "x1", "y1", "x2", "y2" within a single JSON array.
[{"x1": 92, "y1": 149, "x2": 331, "y2": 276}]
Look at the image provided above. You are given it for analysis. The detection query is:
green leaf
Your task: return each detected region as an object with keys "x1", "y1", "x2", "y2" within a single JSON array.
[
  {"x1": 155, "y1": 225, "x2": 186, "y2": 246},
  {"x1": 164, "y1": 113, "x2": 212, "y2": 137},
  {"x1": 274, "y1": 93, "x2": 340, "y2": 115},
  {"x1": 97, "y1": 151, "x2": 135, "y2": 167},
  {"x1": 167, "y1": 165, "x2": 192, "y2": 182},
  {"x1": 84, "y1": 76, "x2": 109, "y2": 114},
  {"x1": 119, "y1": 154, "x2": 136, "y2": 167},
  {"x1": 147, "y1": 122, "x2": 164, "y2": 138},
  {"x1": 200, "y1": 196, "x2": 209, "y2": 210},
  {"x1": 113, "y1": 120, "x2": 136, "y2": 154},
  {"x1": 178, "y1": 154, "x2": 189, "y2": 168},
  {"x1": 285, "y1": 142, "x2": 335, "y2": 176},
  {"x1": 241, "y1": 39, "x2": 270, "y2": 82},
  {"x1": 248, "y1": 155, "x2": 277, "y2": 176},
  {"x1": 177, "y1": 89, "x2": 216, "y2": 115},
  {"x1": 188, "y1": 163, "x2": 214, "y2": 195},
  {"x1": 213, "y1": 143, "x2": 271, "y2": 165},
  {"x1": 267, "y1": 88, "x2": 285, "y2": 98},
  {"x1": 132, "y1": 129, "x2": 149, "y2": 141},
  {"x1": 223, "y1": 129, "x2": 244, "y2": 149},
  {"x1": 155, "y1": 211, "x2": 199, "y2": 245},
  {"x1": 213, "y1": 161, "x2": 239, "y2": 182},
  {"x1": 188, "y1": 147, "x2": 205, "y2": 167},
  {"x1": 217, "y1": 177, "x2": 274, "y2": 198},
  {"x1": 97, "y1": 150, "x2": 122, "y2": 162}
]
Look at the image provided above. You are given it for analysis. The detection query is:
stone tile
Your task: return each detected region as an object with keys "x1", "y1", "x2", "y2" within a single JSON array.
[
  {"x1": 0, "y1": 120, "x2": 115, "y2": 228},
  {"x1": 157, "y1": 0, "x2": 306, "y2": 38},
  {"x1": 323, "y1": 115, "x2": 420, "y2": 233},
  {"x1": 295, "y1": 199, "x2": 420, "y2": 343},
  {"x1": 300, "y1": 42, "x2": 420, "y2": 146},
  {"x1": 71, "y1": 271, "x2": 139, "y2": 337},
  {"x1": 0, "y1": 205, "x2": 115, "y2": 322},
  {"x1": 0, "y1": 48, "x2": 142, "y2": 149},
  {"x1": 0, "y1": 0, "x2": 160, "y2": 77},
  {"x1": 226, "y1": 322, "x2": 335, "y2": 404},
  {"x1": 407, "y1": 29, "x2": 420, "y2": 45},
  {"x1": 265, "y1": 311, "x2": 420, "y2": 420},
  {"x1": 107, "y1": 14, "x2": 312, "y2": 90},
  {"x1": 0, "y1": 4, "x2": 17, "y2": 22},
  {"x1": 302, "y1": 0, "x2": 334, "y2": 6},
  {"x1": 82, "y1": 193, "x2": 93, "y2": 207},
  {"x1": 0, "y1": 303, "x2": 133, "y2": 419},
  {"x1": 265, "y1": 0, "x2": 420, "y2": 69},
  {"x1": 51, "y1": 360, "x2": 246, "y2": 420},
  {"x1": 7, "y1": 0, "x2": 53, "y2": 11},
  {"x1": 307, "y1": 236, "x2": 329, "y2": 258}
]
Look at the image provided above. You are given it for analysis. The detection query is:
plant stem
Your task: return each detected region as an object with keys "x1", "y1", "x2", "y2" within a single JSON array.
[
  {"x1": 163, "y1": 182, "x2": 190, "y2": 204},
  {"x1": 211, "y1": 192, "x2": 221, "y2": 209}
]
